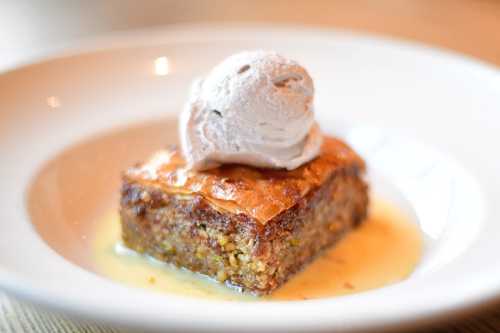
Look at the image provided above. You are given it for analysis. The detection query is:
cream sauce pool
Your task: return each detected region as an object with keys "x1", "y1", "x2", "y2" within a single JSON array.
[{"x1": 92, "y1": 197, "x2": 422, "y2": 301}]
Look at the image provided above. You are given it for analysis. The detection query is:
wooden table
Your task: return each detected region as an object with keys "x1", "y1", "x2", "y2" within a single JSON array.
[{"x1": 97, "y1": 0, "x2": 500, "y2": 67}]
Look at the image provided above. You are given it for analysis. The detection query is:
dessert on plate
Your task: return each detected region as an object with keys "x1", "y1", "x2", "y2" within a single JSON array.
[{"x1": 120, "y1": 51, "x2": 368, "y2": 295}]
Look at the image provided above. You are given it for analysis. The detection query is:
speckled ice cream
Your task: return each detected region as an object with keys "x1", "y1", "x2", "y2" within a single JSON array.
[{"x1": 179, "y1": 50, "x2": 323, "y2": 170}]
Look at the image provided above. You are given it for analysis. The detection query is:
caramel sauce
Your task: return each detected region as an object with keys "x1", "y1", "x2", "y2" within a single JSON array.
[
  {"x1": 125, "y1": 137, "x2": 365, "y2": 223},
  {"x1": 92, "y1": 197, "x2": 422, "y2": 301}
]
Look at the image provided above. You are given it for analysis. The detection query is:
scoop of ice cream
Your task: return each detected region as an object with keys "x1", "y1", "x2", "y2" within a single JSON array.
[{"x1": 179, "y1": 50, "x2": 323, "y2": 171}]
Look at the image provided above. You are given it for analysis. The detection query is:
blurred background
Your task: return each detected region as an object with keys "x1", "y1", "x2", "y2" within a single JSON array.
[{"x1": 2, "y1": 0, "x2": 500, "y2": 71}]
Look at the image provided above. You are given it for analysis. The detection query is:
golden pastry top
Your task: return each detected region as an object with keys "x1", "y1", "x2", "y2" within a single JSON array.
[{"x1": 125, "y1": 137, "x2": 365, "y2": 224}]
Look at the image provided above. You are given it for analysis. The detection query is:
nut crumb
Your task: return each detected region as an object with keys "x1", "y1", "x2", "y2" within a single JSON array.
[
  {"x1": 140, "y1": 191, "x2": 152, "y2": 202},
  {"x1": 329, "y1": 221, "x2": 342, "y2": 232},
  {"x1": 343, "y1": 282, "x2": 355, "y2": 290},
  {"x1": 216, "y1": 271, "x2": 227, "y2": 282}
]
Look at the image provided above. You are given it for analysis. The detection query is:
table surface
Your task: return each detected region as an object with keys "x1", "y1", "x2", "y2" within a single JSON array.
[{"x1": 2, "y1": 0, "x2": 500, "y2": 332}]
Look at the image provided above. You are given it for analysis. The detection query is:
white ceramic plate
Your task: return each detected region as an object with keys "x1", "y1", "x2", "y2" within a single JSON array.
[{"x1": 1, "y1": 24, "x2": 500, "y2": 333}]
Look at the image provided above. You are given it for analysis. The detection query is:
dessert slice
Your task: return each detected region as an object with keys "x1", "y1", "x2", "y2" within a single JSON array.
[{"x1": 120, "y1": 137, "x2": 368, "y2": 295}]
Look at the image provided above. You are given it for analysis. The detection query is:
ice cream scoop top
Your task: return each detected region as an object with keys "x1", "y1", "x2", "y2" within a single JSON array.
[{"x1": 179, "y1": 50, "x2": 323, "y2": 171}]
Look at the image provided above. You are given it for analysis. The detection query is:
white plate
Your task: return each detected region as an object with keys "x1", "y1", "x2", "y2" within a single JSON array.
[{"x1": 1, "y1": 24, "x2": 500, "y2": 333}]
